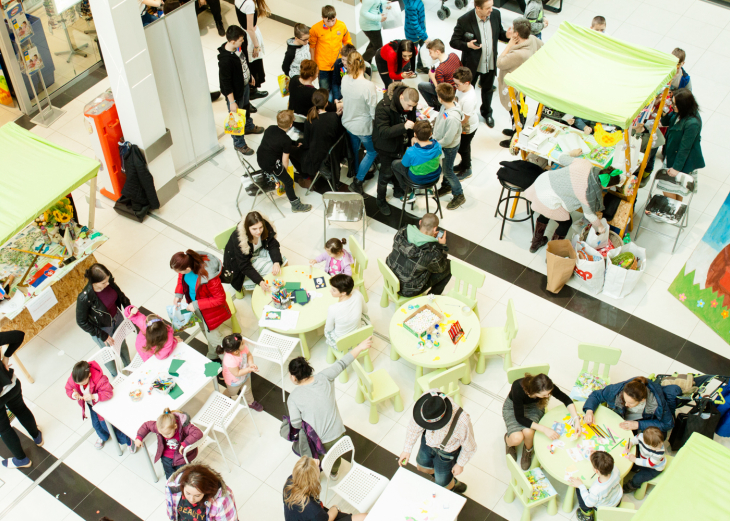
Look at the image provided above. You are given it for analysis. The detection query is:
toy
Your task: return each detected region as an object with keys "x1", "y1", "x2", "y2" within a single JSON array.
[
  {"x1": 129, "y1": 388, "x2": 143, "y2": 402},
  {"x1": 402, "y1": 305, "x2": 444, "y2": 337},
  {"x1": 594, "y1": 123, "x2": 624, "y2": 147},
  {"x1": 448, "y1": 321, "x2": 464, "y2": 344}
]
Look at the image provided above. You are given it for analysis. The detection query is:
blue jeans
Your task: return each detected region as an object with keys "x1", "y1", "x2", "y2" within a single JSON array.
[
  {"x1": 440, "y1": 146, "x2": 462, "y2": 196},
  {"x1": 629, "y1": 465, "x2": 661, "y2": 488},
  {"x1": 162, "y1": 456, "x2": 183, "y2": 479},
  {"x1": 226, "y1": 87, "x2": 255, "y2": 149},
  {"x1": 141, "y1": 12, "x2": 158, "y2": 26},
  {"x1": 89, "y1": 405, "x2": 130, "y2": 446},
  {"x1": 418, "y1": 81, "x2": 440, "y2": 110},
  {"x1": 415, "y1": 433, "x2": 461, "y2": 487},
  {"x1": 319, "y1": 70, "x2": 336, "y2": 101},
  {"x1": 346, "y1": 130, "x2": 378, "y2": 182}
]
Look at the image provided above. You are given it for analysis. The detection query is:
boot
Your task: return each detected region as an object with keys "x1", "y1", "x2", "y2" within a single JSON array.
[
  {"x1": 551, "y1": 233, "x2": 566, "y2": 241},
  {"x1": 529, "y1": 220, "x2": 549, "y2": 253},
  {"x1": 504, "y1": 434, "x2": 517, "y2": 461},
  {"x1": 349, "y1": 179, "x2": 364, "y2": 195},
  {"x1": 520, "y1": 446, "x2": 534, "y2": 470},
  {"x1": 291, "y1": 198, "x2": 312, "y2": 213}
]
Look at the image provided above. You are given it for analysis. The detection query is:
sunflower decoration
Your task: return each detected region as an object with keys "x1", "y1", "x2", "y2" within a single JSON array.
[{"x1": 42, "y1": 198, "x2": 74, "y2": 225}]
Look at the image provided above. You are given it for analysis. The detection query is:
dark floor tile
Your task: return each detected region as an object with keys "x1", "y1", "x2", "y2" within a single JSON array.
[
  {"x1": 485, "y1": 511, "x2": 509, "y2": 521},
  {"x1": 676, "y1": 341, "x2": 730, "y2": 375},
  {"x1": 618, "y1": 316, "x2": 686, "y2": 359},
  {"x1": 0, "y1": 428, "x2": 55, "y2": 478},
  {"x1": 359, "y1": 444, "x2": 401, "y2": 479},
  {"x1": 35, "y1": 463, "x2": 96, "y2": 510},
  {"x1": 513, "y1": 267, "x2": 576, "y2": 307},
  {"x1": 62, "y1": 68, "x2": 107, "y2": 100},
  {"x1": 73, "y1": 486, "x2": 142, "y2": 521},
  {"x1": 458, "y1": 496, "x2": 492, "y2": 521},
  {"x1": 566, "y1": 292, "x2": 631, "y2": 333},
  {"x1": 447, "y1": 232, "x2": 477, "y2": 261},
  {"x1": 343, "y1": 428, "x2": 380, "y2": 464},
  {"x1": 13, "y1": 114, "x2": 34, "y2": 130},
  {"x1": 464, "y1": 244, "x2": 525, "y2": 284},
  {"x1": 51, "y1": 92, "x2": 74, "y2": 108},
  {"x1": 252, "y1": 373, "x2": 288, "y2": 418}
]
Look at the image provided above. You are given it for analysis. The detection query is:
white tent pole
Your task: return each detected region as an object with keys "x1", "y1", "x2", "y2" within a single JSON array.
[{"x1": 88, "y1": 177, "x2": 97, "y2": 230}]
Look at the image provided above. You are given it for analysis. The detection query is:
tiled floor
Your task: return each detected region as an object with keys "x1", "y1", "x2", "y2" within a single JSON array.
[{"x1": 4, "y1": 0, "x2": 730, "y2": 520}]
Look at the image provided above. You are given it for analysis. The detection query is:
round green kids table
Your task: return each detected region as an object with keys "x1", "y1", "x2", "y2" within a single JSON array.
[
  {"x1": 389, "y1": 295, "x2": 481, "y2": 400},
  {"x1": 533, "y1": 405, "x2": 633, "y2": 513},
  {"x1": 251, "y1": 265, "x2": 337, "y2": 359}
]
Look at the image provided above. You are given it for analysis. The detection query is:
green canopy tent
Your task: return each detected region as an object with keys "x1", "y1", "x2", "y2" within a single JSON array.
[{"x1": 0, "y1": 122, "x2": 100, "y2": 246}]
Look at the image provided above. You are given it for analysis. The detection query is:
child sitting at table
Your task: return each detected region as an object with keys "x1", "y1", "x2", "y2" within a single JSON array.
[
  {"x1": 310, "y1": 238, "x2": 354, "y2": 276},
  {"x1": 569, "y1": 451, "x2": 622, "y2": 521},
  {"x1": 392, "y1": 120, "x2": 442, "y2": 202},
  {"x1": 134, "y1": 407, "x2": 203, "y2": 479},
  {"x1": 622, "y1": 426, "x2": 666, "y2": 493},
  {"x1": 124, "y1": 306, "x2": 179, "y2": 362},
  {"x1": 324, "y1": 274, "x2": 368, "y2": 348},
  {"x1": 65, "y1": 361, "x2": 136, "y2": 453},
  {"x1": 215, "y1": 334, "x2": 263, "y2": 411}
]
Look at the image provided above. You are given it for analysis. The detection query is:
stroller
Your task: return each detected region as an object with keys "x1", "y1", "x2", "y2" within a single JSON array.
[{"x1": 437, "y1": 0, "x2": 468, "y2": 20}]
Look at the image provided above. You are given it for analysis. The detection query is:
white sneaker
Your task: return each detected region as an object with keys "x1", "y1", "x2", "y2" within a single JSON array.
[{"x1": 94, "y1": 438, "x2": 105, "y2": 450}]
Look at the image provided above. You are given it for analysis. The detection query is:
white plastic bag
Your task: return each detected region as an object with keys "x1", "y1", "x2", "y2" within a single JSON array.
[
  {"x1": 166, "y1": 304, "x2": 200, "y2": 332},
  {"x1": 611, "y1": 135, "x2": 642, "y2": 174},
  {"x1": 382, "y1": 2, "x2": 402, "y2": 30},
  {"x1": 585, "y1": 218, "x2": 609, "y2": 250},
  {"x1": 572, "y1": 240, "x2": 606, "y2": 295},
  {"x1": 603, "y1": 243, "x2": 646, "y2": 299}
]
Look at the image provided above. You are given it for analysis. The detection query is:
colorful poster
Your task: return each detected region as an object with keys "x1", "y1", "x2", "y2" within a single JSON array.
[
  {"x1": 4, "y1": 1, "x2": 33, "y2": 43},
  {"x1": 22, "y1": 46, "x2": 44, "y2": 74},
  {"x1": 0, "y1": 64, "x2": 12, "y2": 106},
  {"x1": 668, "y1": 192, "x2": 730, "y2": 345}
]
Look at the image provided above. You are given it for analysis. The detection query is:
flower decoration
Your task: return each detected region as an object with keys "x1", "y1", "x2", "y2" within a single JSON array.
[
  {"x1": 697, "y1": 299, "x2": 705, "y2": 308},
  {"x1": 711, "y1": 300, "x2": 718, "y2": 308},
  {"x1": 41, "y1": 198, "x2": 74, "y2": 225},
  {"x1": 723, "y1": 310, "x2": 729, "y2": 319},
  {"x1": 678, "y1": 293, "x2": 687, "y2": 302}
]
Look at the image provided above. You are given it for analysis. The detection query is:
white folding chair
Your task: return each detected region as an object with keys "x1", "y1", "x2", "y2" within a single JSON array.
[
  {"x1": 248, "y1": 329, "x2": 300, "y2": 402},
  {"x1": 88, "y1": 346, "x2": 123, "y2": 379},
  {"x1": 191, "y1": 387, "x2": 260, "y2": 466},
  {"x1": 124, "y1": 353, "x2": 145, "y2": 374},
  {"x1": 111, "y1": 316, "x2": 137, "y2": 359},
  {"x1": 321, "y1": 435, "x2": 389, "y2": 513},
  {"x1": 183, "y1": 423, "x2": 230, "y2": 472}
]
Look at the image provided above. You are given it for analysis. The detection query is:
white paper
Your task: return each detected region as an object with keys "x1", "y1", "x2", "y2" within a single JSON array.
[
  {"x1": 0, "y1": 291, "x2": 26, "y2": 316},
  {"x1": 258, "y1": 305, "x2": 299, "y2": 331},
  {"x1": 556, "y1": 132, "x2": 591, "y2": 156},
  {"x1": 26, "y1": 286, "x2": 57, "y2": 321}
]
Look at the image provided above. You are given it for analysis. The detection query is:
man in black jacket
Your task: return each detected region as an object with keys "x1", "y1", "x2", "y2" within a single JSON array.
[
  {"x1": 449, "y1": 0, "x2": 510, "y2": 128},
  {"x1": 372, "y1": 82, "x2": 419, "y2": 216},
  {"x1": 218, "y1": 25, "x2": 264, "y2": 156}
]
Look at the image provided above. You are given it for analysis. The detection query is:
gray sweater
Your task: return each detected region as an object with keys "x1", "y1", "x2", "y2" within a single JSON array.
[
  {"x1": 525, "y1": 0, "x2": 545, "y2": 34},
  {"x1": 341, "y1": 75, "x2": 379, "y2": 136},
  {"x1": 287, "y1": 352, "x2": 355, "y2": 443},
  {"x1": 433, "y1": 104, "x2": 463, "y2": 149}
]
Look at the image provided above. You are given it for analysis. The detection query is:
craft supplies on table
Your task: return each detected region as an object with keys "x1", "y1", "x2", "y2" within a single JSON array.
[
  {"x1": 129, "y1": 389, "x2": 143, "y2": 402},
  {"x1": 152, "y1": 377, "x2": 176, "y2": 394},
  {"x1": 402, "y1": 304, "x2": 445, "y2": 337}
]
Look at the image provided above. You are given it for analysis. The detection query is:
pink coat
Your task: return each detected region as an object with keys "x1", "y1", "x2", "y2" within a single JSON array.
[
  {"x1": 64, "y1": 361, "x2": 114, "y2": 421},
  {"x1": 136, "y1": 411, "x2": 203, "y2": 466},
  {"x1": 124, "y1": 305, "x2": 178, "y2": 362}
]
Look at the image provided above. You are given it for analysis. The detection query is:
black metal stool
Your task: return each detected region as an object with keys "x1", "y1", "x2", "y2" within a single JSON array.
[
  {"x1": 398, "y1": 177, "x2": 443, "y2": 228},
  {"x1": 494, "y1": 178, "x2": 534, "y2": 240}
]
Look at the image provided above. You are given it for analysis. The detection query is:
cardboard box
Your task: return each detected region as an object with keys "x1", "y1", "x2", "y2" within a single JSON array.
[{"x1": 402, "y1": 304, "x2": 445, "y2": 338}]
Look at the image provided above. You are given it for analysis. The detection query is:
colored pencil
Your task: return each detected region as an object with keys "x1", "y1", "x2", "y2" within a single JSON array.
[{"x1": 604, "y1": 424, "x2": 616, "y2": 443}]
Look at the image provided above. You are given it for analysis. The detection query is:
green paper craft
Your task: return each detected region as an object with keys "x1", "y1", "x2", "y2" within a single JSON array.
[
  {"x1": 284, "y1": 282, "x2": 301, "y2": 291},
  {"x1": 293, "y1": 289, "x2": 309, "y2": 304},
  {"x1": 204, "y1": 362, "x2": 222, "y2": 377},
  {"x1": 168, "y1": 384, "x2": 184, "y2": 400},
  {"x1": 169, "y1": 359, "x2": 186, "y2": 376}
]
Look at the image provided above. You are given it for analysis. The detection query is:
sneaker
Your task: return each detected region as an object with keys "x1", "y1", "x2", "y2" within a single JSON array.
[
  {"x1": 349, "y1": 179, "x2": 364, "y2": 195},
  {"x1": 216, "y1": 21, "x2": 225, "y2": 37},
  {"x1": 2, "y1": 457, "x2": 31, "y2": 469},
  {"x1": 451, "y1": 480, "x2": 467, "y2": 494},
  {"x1": 520, "y1": 446, "x2": 534, "y2": 470},
  {"x1": 291, "y1": 199, "x2": 313, "y2": 213},
  {"x1": 437, "y1": 185, "x2": 452, "y2": 197},
  {"x1": 94, "y1": 438, "x2": 105, "y2": 450},
  {"x1": 129, "y1": 442, "x2": 138, "y2": 454},
  {"x1": 249, "y1": 401, "x2": 264, "y2": 412},
  {"x1": 399, "y1": 190, "x2": 416, "y2": 203},
  {"x1": 623, "y1": 482, "x2": 638, "y2": 493},
  {"x1": 453, "y1": 163, "x2": 465, "y2": 173},
  {"x1": 504, "y1": 434, "x2": 517, "y2": 460},
  {"x1": 456, "y1": 169, "x2": 472, "y2": 181},
  {"x1": 376, "y1": 199, "x2": 392, "y2": 216},
  {"x1": 235, "y1": 145, "x2": 254, "y2": 156},
  {"x1": 447, "y1": 194, "x2": 466, "y2": 210},
  {"x1": 416, "y1": 67, "x2": 429, "y2": 74},
  {"x1": 33, "y1": 430, "x2": 44, "y2": 447},
  {"x1": 248, "y1": 126, "x2": 264, "y2": 135},
  {"x1": 210, "y1": 91, "x2": 221, "y2": 102},
  {"x1": 576, "y1": 508, "x2": 595, "y2": 521},
  {"x1": 639, "y1": 174, "x2": 652, "y2": 188}
]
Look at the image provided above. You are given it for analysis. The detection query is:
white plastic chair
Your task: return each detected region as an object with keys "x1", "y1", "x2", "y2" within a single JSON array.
[
  {"x1": 111, "y1": 317, "x2": 137, "y2": 359},
  {"x1": 88, "y1": 346, "x2": 123, "y2": 379},
  {"x1": 321, "y1": 435, "x2": 389, "y2": 513},
  {"x1": 183, "y1": 422, "x2": 230, "y2": 472},
  {"x1": 191, "y1": 387, "x2": 260, "y2": 466},
  {"x1": 124, "y1": 353, "x2": 145, "y2": 374},
  {"x1": 248, "y1": 329, "x2": 300, "y2": 401}
]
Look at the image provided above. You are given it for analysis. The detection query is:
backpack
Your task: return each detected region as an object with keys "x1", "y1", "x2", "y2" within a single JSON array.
[{"x1": 678, "y1": 67, "x2": 691, "y2": 90}]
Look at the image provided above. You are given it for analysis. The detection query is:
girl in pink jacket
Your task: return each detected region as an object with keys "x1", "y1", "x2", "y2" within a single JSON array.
[
  {"x1": 135, "y1": 408, "x2": 203, "y2": 479},
  {"x1": 124, "y1": 305, "x2": 179, "y2": 362}
]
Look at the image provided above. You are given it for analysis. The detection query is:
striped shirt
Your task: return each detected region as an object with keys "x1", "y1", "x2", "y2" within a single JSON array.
[
  {"x1": 403, "y1": 390, "x2": 477, "y2": 467},
  {"x1": 434, "y1": 53, "x2": 461, "y2": 87},
  {"x1": 578, "y1": 467, "x2": 622, "y2": 509},
  {"x1": 630, "y1": 433, "x2": 666, "y2": 471}
]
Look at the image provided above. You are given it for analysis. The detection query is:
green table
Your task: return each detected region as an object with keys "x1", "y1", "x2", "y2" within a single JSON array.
[
  {"x1": 633, "y1": 433, "x2": 730, "y2": 521},
  {"x1": 388, "y1": 295, "x2": 481, "y2": 400},
  {"x1": 251, "y1": 265, "x2": 337, "y2": 359},
  {"x1": 534, "y1": 405, "x2": 633, "y2": 513}
]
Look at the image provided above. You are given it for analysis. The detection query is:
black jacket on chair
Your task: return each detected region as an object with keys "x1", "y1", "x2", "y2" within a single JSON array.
[
  {"x1": 450, "y1": 8, "x2": 508, "y2": 82},
  {"x1": 120, "y1": 144, "x2": 160, "y2": 211}
]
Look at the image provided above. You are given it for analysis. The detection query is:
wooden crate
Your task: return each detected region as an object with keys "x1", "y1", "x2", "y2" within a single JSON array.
[{"x1": 402, "y1": 304, "x2": 445, "y2": 338}]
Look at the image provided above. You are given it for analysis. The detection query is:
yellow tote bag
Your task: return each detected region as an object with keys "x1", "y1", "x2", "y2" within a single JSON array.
[
  {"x1": 278, "y1": 74, "x2": 290, "y2": 97},
  {"x1": 224, "y1": 109, "x2": 247, "y2": 135}
]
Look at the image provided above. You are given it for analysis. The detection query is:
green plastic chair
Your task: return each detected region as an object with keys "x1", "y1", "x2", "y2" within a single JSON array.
[
  {"x1": 446, "y1": 259, "x2": 486, "y2": 317},
  {"x1": 417, "y1": 363, "x2": 466, "y2": 407},
  {"x1": 327, "y1": 325, "x2": 374, "y2": 383},
  {"x1": 503, "y1": 454, "x2": 558, "y2": 521},
  {"x1": 577, "y1": 343, "x2": 622, "y2": 387},
  {"x1": 476, "y1": 298, "x2": 518, "y2": 374},
  {"x1": 214, "y1": 225, "x2": 244, "y2": 300},
  {"x1": 507, "y1": 364, "x2": 551, "y2": 385},
  {"x1": 349, "y1": 235, "x2": 369, "y2": 303},
  {"x1": 352, "y1": 359, "x2": 403, "y2": 424},
  {"x1": 633, "y1": 454, "x2": 673, "y2": 500},
  {"x1": 595, "y1": 503, "x2": 636, "y2": 521},
  {"x1": 377, "y1": 258, "x2": 419, "y2": 308}
]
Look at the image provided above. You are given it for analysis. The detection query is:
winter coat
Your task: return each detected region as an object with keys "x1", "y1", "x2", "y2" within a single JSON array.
[
  {"x1": 302, "y1": 112, "x2": 343, "y2": 176},
  {"x1": 450, "y1": 8, "x2": 508, "y2": 81},
  {"x1": 401, "y1": 140, "x2": 442, "y2": 184},
  {"x1": 433, "y1": 104, "x2": 464, "y2": 149},
  {"x1": 282, "y1": 38, "x2": 311, "y2": 78},
  {"x1": 136, "y1": 411, "x2": 203, "y2": 466},
  {"x1": 360, "y1": 0, "x2": 386, "y2": 32},
  {"x1": 120, "y1": 145, "x2": 160, "y2": 210},
  {"x1": 174, "y1": 252, "x2": 230, "y2": 332},
  {"x1": 124, "y1": 305, "x2": 177, "y2": 362},
  {"x1": 386, "y1": 225, "x2": 450, "y2": 297},
  {"x1": 372, "y1": 82, "x2": 417, "y2": 156},
  {"x1": 166, "y1": 464, "x2": 238, "y2": 521},
  {"x1": 280, "y1": 416, "x2": 326, "y2": 460},
  {"x1": 496, "y1": 35, "x2": 543, "y2": 112},
  {"x1": 661, "y1": 112, "x2": 705, "y2": 174},
  {"x1": 218, "y1": 43, "x2": 247, "y2": 101},
  {"x1": 223, "y1": 216, "x2": 283, "y2": 291},
  {"x1": 403, "y1": 0, "x2": 427, "y2": 42},
  {"x1": 378, "y1": 41, "x2": 416, "y2": 81},
  {"x1": 583, "y1": 378, "x2": 682, "y2": 434},
  {"x1": 524, "y1": 0, "x2": 545, "y2": 34},
  {"x1": 76, "y1": 278, "x2": 131, "y2": 341},
  {"x1": 313, "y1": 250, "x2": 354, "y2": 277},
  {"x1": 0, "y1": 331, "x2": 23, "y2": 392},
  {"x1": 65, "y1": 361, "x2": 113, "y2": 421}
]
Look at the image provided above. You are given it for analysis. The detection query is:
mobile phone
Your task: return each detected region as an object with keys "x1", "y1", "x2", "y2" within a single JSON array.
[
  {"x1": 437, "y1": 229, "x2": 444, "y2": 239},
  {"x1": 464, "y1": 32, "x2": 475, "y2": 41}
]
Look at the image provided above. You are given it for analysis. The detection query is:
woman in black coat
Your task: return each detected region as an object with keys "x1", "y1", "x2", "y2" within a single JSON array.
[
  {"x1": 223, "y1": 211, "x2": 285, "y2": 293},
  {"x1": 76, "y1": 263, "x2": 131, "y2": 377},
  {"x1": 301, "y1": 89, "x2": 343, "y2": 178}
]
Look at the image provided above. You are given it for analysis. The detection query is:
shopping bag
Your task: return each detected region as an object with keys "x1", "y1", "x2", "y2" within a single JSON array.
[
  {"x1": 546, "y1": 240, "x2": 576, "y2": 294},
  {"x1": 224, "y1": 109, "x2": 246, "y2": 136},
  {"x1": 278, "y1": 74, "x2": 290, "y2": 97},
  {"x1": 668, "y1": 398, "x2": 722, "y2": 451},
  {"x1": 246, "y1": 26, "x2": 265, "y2": 61},
  {"x1": 382, "y1": 2, "x2": 402, "y2": 30},
  {"x1": 603, "y1": 242, "x2": 646, "y2": 299},
  {"x1": 585, "y1": 218, "x2": 609, "y2": 250},
  {"x1": 572, "y1": 240, "x2": 605, "y2": 295},
  {"x1": 166, "y1": 304, "x2": 201, "y2": 332},
  {"x1": 275, "y1": 166, "x2": 295, "y2": 196}
]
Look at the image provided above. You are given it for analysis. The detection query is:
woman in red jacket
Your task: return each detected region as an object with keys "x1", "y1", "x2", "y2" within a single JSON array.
[
  {"x1": 170, "y1": 250, "x2": 231, "y2": 360},
  {"x1": 375, "y1": 39, "x2": 417, "y2": 88}
]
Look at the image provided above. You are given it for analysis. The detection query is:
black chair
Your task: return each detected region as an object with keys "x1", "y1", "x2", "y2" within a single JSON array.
[
  {"x1": 494, "y1": 178, "x2": 534, "y2": 240},
  {"x1": 398, "y1": 176, "x2": 443, "y2": 228},
  {"x1": 235, "y1": 151, "x2": 285, "y2": 219},
  {"x1": 306, "y1": 134, "x2": 347, "y2": 196}
]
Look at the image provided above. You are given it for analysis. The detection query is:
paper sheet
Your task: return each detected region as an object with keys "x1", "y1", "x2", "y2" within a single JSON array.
[
  {"x1": 26, "y1": 285, "x2": 57, "y2": 321},
  {"x1": 556, "y1": 132, "x2": 591, "y2": 155},
  {"x1": 0, "y1": 291, "x2": 26, "y2": 316},
  {"x1": 258, "y1": 305, "x2": 299, "y2": 331}
]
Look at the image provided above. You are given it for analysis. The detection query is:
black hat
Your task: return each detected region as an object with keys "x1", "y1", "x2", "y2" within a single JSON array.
[{"x1": 414, "y1": 391, "x2": 453, "y2": 430}]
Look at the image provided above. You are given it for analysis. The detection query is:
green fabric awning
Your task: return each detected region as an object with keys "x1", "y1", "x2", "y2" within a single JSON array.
[
  {"x1": 504, "y1": 22, "x2": 678, "y2": 129},
  {"x1": 0, "y1": 123, "x2": 100, "y2": 245}
]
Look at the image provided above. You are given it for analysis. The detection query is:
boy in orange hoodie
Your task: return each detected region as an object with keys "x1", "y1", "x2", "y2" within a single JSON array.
[{"x1": 309, "y1": 5, "x2": 351, "y2": 101}]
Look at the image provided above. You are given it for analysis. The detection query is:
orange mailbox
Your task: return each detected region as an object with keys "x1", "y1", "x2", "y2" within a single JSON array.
[{"x1": 84, "y1": 89, "x2": 125, "y2": 201}]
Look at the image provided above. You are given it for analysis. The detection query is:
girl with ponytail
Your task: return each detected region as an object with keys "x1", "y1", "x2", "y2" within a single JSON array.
[
  {"x1": 124, "y1": 305, "x2": 180, "y2": 362},
  {"x1": 300, "y1": 88, "x2": 343, "y2": 177},
  {"x1": 170, "y1": 250, "x2": 231, "y2": 360},
  {"x1": 216, "y1": 334, "x2": 263, "y2": 411}
]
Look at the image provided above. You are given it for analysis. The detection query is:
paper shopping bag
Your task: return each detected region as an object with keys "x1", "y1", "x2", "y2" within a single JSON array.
[
  {"x1": 278, "y1": 74, "x2": 290, "y2": 97},
  {"x1": 382, "y1": 2, "x2": 402, "y2": 30},
  {"x1": 572, "y1": 240, "x2": 605, "y2": 295},
  {"x1": 224, "y1": 109, "x2": 246, "y2": 136},
  {"x1": 603, "y1": 242, "x2": 646, "y2": 299},
  {"x1": 546, "y1": 240, "x2": 576, "y2": 294}
]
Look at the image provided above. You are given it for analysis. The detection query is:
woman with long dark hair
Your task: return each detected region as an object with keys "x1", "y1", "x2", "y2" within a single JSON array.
[
  {"x1": 235, "y1": 0, "x2": 269, "y2": 99},
  {"x1": 170, "y1": 250, "x2": 230, "y2": 359},
  {"x1": 301, "y1": 89, "x2": 343, "y2": 178},
  {"x1": 374, "y1": 39, "x2": 417, "y2": 88},
  {"x1": 76, "y1": 263, "x2": 132, "y2": 377},
  {"x1": 165, "y1": 463, "x2": 238, "y2": 521}
]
